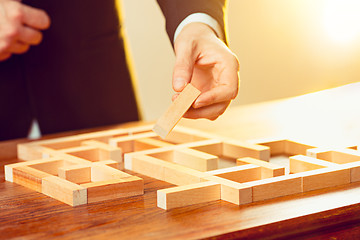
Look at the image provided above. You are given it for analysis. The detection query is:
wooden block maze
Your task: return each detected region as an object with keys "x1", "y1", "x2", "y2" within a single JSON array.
[{"x1": 5, "y1": 124, "x2": 360, "y2": 209}]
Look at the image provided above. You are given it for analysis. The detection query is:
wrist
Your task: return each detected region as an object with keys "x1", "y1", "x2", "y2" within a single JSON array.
[{"x1": 174, "y1": 22, "x2": 218, "y2": 50}]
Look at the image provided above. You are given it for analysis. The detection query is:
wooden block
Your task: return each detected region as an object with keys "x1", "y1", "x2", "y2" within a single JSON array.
[
  {"x1": 204, "y1": 165, "x2": 262, "y2": 183},
  {"x1": 134, "y1": 138, "x2": 174, "y2": 151},
  {"x1": 27, "y1": 159, "x2": 73, "y2": 175},
  {"x1": 82, "y1": 140, "x2": 122, "y2": 162},
  {"x1": 306, "y1": 147, "x2": 333, "y2": 160},
  {"x1": 153, "y1": 83, "x2": 201, "y2": 139},
  {"x1": 163, "y1": 162, "x2": 205, "y2": 186},
  {"x1": 222, "y1": 140, "x2": 270, "y2": 161},
  {"x1": 298, "y1": 167, "x2": 351, "y2": 192},
  {"x1": 157, "y1": 181, "x2": 220, "y2": 210},
  {"x1": 331, "y1": 149, "x2": 360, "y2": 164},
  {"x1": 130, "y1": 154, "x2": 205, "y2": 185},
  {"x1": 92, "y1": 160, "x2": 119, "y2": 169},
  {"x1": 13, "y1": 166, "x2": 53, "y2": 192},
  {"x1": 203, "y1": 176, "x2": 252, "y2": 205},
  {"x1": 62, "y1": 146, "x2": 104, "y2": 162},
  {"x1": 285, "y1": 140, "x2": 315, "y2": 156},
  {"x1": 90, "y1": 164, "x2": 132, "y2": 182},
  {"x1": 81, "y1": 176, "x2": 143, "y2": 203},
  {"x1": 247, "y1": 175, "x2": 302, "y2": 202},
  {"x1": 164, "y1": 126, "x2": 208, "y2": 144},
  {"x1": 190, "y1": 142, "x2": 223, "y2": 156},
  {"x1": 42, "y1": 176, "x2": 87, "y2": 206},
  {"x1": 17, "y1": 144, "x2": 43, "y2": 161},
  {"x1": 173, "y1": 148, "x2": 218, "y2": 172},
  {"x1": 340, "y1": 161, "x2": 360, "y2": 182},
  {"x1": 252, "y1": 139, "x2": 286, "y2": 156},
  {"x1": 58, "y1": 165, "x2": 91, "y2": 184},
  {"x1": 130, "y1": 154, "x2": 166, "y2": 181},
  {"x1": 289, "y1": 155, "x2": 339, "y2": 174},
  {"x1": 237, "y1": 157, "x2": 285, "y2": 178}
]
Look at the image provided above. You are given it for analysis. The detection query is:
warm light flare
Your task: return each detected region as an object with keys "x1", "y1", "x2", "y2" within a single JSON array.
[{"x1": 323, "y1": 0, "x2": 360, "y2": 43}]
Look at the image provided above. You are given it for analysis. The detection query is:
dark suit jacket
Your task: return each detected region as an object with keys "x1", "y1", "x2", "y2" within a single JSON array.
[{"x1": 0, "y1": 0, "x2": 226, "y2": 141}]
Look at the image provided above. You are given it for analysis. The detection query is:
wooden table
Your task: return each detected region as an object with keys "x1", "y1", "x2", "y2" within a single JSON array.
[{"x1": 2, "y1": 83, "x2": 360, "y2": 239}]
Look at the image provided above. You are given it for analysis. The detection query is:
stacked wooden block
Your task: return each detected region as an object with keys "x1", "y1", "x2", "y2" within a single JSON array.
[{"x1": 5, "y1": 125, "x2": 360, "y2": 210}]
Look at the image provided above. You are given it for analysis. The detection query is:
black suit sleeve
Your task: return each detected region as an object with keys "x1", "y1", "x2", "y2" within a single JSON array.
[{"x1": 156, "y1": 0, "x2": 227, "y2": 45}]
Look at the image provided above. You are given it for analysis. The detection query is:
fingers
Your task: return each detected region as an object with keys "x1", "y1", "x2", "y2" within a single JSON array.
[
  {"x1": 0, "y1": 1, "x2": 50, "y2": 61},
  {"x1": 7, "y1": 41, "x2": 29, "y2": 53},
  {"x1": 18, "y1": 26, "x2": 43, "y2": 45},
  {"x1": 20, "y1": 4, "x2": 50, "y2": 30},
  {"x1": 0, "y1": 52, "x2": 11, "y2": 61},
  {"x1": 173, "y1": 40, "x2": 197, "y2": 92},
  {"x1": 183, "y1": 101, "x2": 231, "y2": 120}
]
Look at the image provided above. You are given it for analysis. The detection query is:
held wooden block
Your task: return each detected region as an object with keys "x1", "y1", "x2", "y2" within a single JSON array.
[
  {"x1": 247, "y1": 175, "x2": 302, "y2": 202},
  {"x1": 153, "y1": 83, "x2": 201, "y2": 139},
  {"x1": 58, "y1": 165, "x2": 91, "y2": 184},
  {"x1": 289, "y1": 155, "x2": 339, "y2": 174},
  {"x1": 42, "y1": 176, "x2": 87, "y2": 206},
  {"x1": 203, "y1": 176, "x2": 252, "y2": 205},
  {"x1": 237, "y1": 157, "x2": 285, "y2": 178},
  {"x1": 298, "y1": 167, "x2": 351, "y2": 192},
  {"x1": 204, "y1": 165, "x2": 262, "y2": 183},
  {"x1": 157, "y1": 181, "x2": 220, "y2": 210},
  {"x1": 81, "y1": 176, "x2": 144, "y2": 204}
]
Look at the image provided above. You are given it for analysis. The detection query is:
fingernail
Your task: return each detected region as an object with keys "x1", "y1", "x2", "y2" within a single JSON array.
[
  {"x1": 194, "y1": 100, "x2": 203, "y2": 108},
  {"x1": 174, "y1": 78, "x2": 185, "y2": 91}
]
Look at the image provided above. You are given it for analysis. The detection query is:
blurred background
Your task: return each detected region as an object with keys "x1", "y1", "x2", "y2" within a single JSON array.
[{"x1": 120, "y1": 0, "x2": 360, "y2": 121}]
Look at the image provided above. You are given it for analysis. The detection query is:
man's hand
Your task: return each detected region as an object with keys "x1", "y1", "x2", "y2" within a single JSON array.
[
  {"x1": 172, "y1": 22, "x2": 240, "y2": 120},
  {"x1": 0, "y1": 0, "x2": 50, "y2": 61}
]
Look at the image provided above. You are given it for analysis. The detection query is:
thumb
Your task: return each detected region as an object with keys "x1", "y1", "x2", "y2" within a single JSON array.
[{"x1": 172, "y1": 42, "x2": 197, "y2": 92}]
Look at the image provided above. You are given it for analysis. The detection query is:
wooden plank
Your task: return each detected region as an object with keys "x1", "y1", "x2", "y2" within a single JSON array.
[
  {"x1": 82, "y1": 140, "x2": 122, "y2": 162},
  {"x1": 133, "y1": 138, "x2": 174, "y2": 151},
  {"x1": 173, "y1": 148, "x2": 218, "y2": 172},
  {"x1": 130, "y1": 154, "x2": 205, "y2": 186},
  {"x1": 237, "y1": 157, "x2": 285, "y2": 178},
  {"x1": 157, "y1": 181, "x2": 220, "y2": 210},
  {"x1": 222, "y1": 140, "x2": 270, "y2": 161},
  {"x1": 13, "y1": 166, "x2": 53, "y2": 192},
  {"x1": 42, "y1": 176, "x2": 87, "y2": 206},
  {"x1": 204, "y1": 165, "x2": 262, "y2": 183},
  {"x1": 298, "y1": 167, "x2": 351, "y2": 192},
  {"x1": 90, "y1": 165, "x2": 132, "y2": 182},
  {"x1": 81, "y1": 176, "x2": 144, "y2": 203},
  {"x1": 203, "y1": 176, "x2": 252, "y2": 205},
  {"x1": 153, "y1": 83, "x2": 201, "y2": 139},
  {"x1": 289, "y1": 155, "x2": 339, "y2": 174},
  {"x1": 58, "y1": 165, "x2": 91, "y2": 184},
  {"x1": 285, "y1": 140, "x2": 315, "y2": 156},
  {"x1": 246, "y1": 174, "x2": 302, "y2": 202},
  {"x1": 251, "y1": 138, "x2": 286, "y2": 156},
  {"x1": 5, "y1": 158, "x2": 60, "y2": 182}
]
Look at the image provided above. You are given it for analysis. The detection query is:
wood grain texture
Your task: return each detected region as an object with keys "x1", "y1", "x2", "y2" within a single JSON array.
[
  {"x1": 157, "y1": 181, "x2": 220, "y2": 210},
  {"x1": 153, "y1": 83, "x2": 201, "y2": 139}
]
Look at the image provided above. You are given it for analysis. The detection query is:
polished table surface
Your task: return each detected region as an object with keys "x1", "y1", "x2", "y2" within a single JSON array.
[{"x1": 2, "y1": 83, "x2": 360, "y2": 239}]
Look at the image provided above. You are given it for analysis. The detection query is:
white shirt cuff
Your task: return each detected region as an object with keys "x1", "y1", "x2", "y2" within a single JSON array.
[{"x1": 173, "y1": 13, "x2": 224, "y2": 44}]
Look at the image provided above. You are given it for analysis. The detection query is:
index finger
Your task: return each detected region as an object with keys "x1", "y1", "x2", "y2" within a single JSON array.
[{"x1": 21, "y1": 4, "x2": 50, "y2": 30}]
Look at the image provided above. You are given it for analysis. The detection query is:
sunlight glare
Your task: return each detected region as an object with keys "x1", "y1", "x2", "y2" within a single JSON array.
[{"x1": 323, "y1": 0, "x2": 360, "y2": 43}]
